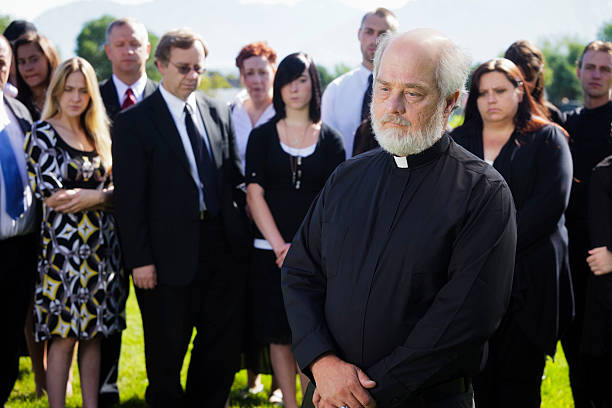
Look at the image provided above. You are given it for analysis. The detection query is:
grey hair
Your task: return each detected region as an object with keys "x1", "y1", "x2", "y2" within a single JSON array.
[
  {"x1": 105, "y1": 17, "x2": 149, "y2": 45},
  {"x1": 373, "y1": 32, "x2": 471, "y2": 107}
]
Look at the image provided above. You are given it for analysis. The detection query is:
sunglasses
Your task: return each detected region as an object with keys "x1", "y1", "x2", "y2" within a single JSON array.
[{"x1": 169, "y1": 61, "x2": 205, "y2": 75}]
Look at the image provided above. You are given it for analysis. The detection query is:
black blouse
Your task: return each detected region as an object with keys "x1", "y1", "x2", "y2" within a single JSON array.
[
  {"x1": 451, "y1": 122, "x2": 574, "y2": 355},
  {"x1": 245, "y1": 119, "x2": 345, "y2": 242}
]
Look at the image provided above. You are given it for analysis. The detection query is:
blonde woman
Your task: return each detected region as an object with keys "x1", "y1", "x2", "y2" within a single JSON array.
[{"x1": 24, "y1": 57, "x2": 125, "y2": 408}]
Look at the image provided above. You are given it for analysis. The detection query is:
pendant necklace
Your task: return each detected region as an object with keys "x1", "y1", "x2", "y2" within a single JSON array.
[{"x1": 284, "y1": 119, "x2": 309, "y2": 190}]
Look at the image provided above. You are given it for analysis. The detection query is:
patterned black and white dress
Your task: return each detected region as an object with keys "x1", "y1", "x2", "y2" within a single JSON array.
[{"x1": 25, "y1": 121, "x2": 126, "y2": 341}]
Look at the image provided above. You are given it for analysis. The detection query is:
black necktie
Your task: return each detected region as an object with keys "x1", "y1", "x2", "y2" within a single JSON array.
[
  {"x1": 361, "y1": 74, "x2": 373, "y2": 121},
  {"x1": 184, "y1": 105, "x2": 219, "y2": 216}
]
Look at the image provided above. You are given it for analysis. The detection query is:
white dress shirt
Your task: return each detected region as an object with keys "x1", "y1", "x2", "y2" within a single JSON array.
[
  {"x1": 321, "y1": 64, "x2": 372, "y2": 159},
  {"x1": 112, "y1": 73, "x2": 149, "y2": 106},
  {"x1": 230, "y1": 89, "x2": 275, "y2": 169},
  {"x1": 159, "y1": 84, "x2": 212, "y2": 211},
  {"x1": 0, "y1": 93, "x2": 36, "y2": 239}
]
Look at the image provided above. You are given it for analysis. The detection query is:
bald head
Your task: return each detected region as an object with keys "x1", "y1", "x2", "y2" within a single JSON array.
[
  {"x1": 369, "y1": 29, "x2": 470, "y2": 156},
  {"x1": 0, "y1": 35, "x2": 11, "y2": 89},
  {"x1": 373, "y1": 29, "x2": 470, "y2": 101}
]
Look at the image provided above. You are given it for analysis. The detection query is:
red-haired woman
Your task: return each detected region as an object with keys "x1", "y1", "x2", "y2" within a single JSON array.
[
  {"x1": 451, "y1": 58, "x2": 574, "y2": 408},
  {"x1": 230, "y1": 41, "x2": 279, "y2": 401},
  {"x1": 231, "y1": 41, "x2": 277, "y2": 168}
]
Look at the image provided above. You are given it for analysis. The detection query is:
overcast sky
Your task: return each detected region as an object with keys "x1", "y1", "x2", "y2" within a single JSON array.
[{"x1": 3, "y1": 0, "x2": 415, "y2": 18}]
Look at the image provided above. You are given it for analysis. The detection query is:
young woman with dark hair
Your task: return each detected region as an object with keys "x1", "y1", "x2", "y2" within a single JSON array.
[
  {"x1": 245, "y1": 52, "x2": 344, "y2": 408},
  {"x1": 451, "y1": 58, "x2": 574, "y2": 408}
]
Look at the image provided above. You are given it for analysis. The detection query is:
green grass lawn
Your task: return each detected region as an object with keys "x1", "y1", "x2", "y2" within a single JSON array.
[{"x1": 7, "y1": 284, "x2": 572, "y2": 407}]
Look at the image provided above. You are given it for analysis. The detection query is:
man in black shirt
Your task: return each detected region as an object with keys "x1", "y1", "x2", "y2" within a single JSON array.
[
  {"x1": 282, "y1": 29, "x2": 517, "y2": 408},
  {"x1": 563, "y1": 39, "x2": 612, "y2": 408}
]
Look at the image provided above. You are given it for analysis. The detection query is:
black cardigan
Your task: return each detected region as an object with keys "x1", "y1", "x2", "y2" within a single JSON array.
[{"x1": 451, "y1": 122, "x2": 574, "y2": 356}]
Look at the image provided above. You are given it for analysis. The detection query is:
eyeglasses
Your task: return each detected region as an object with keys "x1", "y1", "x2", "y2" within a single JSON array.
[{"x1": 168, "y1": 61, "x2": 205, "y2": 75}]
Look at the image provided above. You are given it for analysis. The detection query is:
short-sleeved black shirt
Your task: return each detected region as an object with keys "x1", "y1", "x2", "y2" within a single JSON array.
[{"x1": 245, "y1": 119, "x2": 345, "y2": 242}]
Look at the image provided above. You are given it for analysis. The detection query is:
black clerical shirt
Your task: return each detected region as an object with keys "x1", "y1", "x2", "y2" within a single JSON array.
[{"x1": 282, "y1": 134, "x2": 517, "y2": 407}]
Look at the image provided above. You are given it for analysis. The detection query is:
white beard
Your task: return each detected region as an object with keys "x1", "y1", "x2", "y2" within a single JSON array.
[{"x1": 371, "y1": 100, "x2": 446, "y2": 157}]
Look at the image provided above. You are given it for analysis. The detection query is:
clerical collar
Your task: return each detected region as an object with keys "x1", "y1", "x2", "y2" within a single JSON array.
[
  {"x1": 390, "y1": 134, "x2": 450, "y2": 169},
  {"x1": 393, "y1": 156, "x2": 408, "y2": 168}
]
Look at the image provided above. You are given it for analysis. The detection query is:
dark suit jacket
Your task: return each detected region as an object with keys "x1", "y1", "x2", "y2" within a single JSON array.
[
  {"x1": 99, "y1": 76, "x2": 157, "y2": 123},
  {"x1": 112, "y1": 88, "x2": 249, "y2": 286}
]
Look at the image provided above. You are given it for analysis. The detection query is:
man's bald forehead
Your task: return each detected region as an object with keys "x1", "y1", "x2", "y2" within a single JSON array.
[
  {"x1": 383, "y1": 29, "x2": 451, "y2": 62},
  {"x1": 373, "y1": 29, "x2": 470, "y2": 101},
  {"x1": 106, "y1": 18, "x2": 149, "y2": 44}
]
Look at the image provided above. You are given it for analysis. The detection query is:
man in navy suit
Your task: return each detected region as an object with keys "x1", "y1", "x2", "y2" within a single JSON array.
[
  {"x1": 98, "y1": 17, "x2": 157, "y2": 407},
  {"x1": 112, "y1": 28, "x2": 249, "y2": 408},
  {"x1": 0, "y1": 34, "x2": 37, "y2": 406}
]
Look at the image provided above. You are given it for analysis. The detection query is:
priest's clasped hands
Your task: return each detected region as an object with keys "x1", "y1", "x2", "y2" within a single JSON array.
[{"x1": 311, "y1": 353, "x2": 377, "y2": 408}]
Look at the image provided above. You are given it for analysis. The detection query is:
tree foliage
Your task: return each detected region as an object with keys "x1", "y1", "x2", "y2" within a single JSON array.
[
  {"x1": 198, "y1": 71, "x2": 231, "y2": 91},
  {"x1": 540, "y1": 37, "x2": 584, "y2": 106},
  {"x1": 0, "y1": 15, "x2": 11, "y2": 34},
  {"x1": 75, "y1": 14, "x2": 161, "y2": 82},
  {"x1": 75, "y1": 15, "x2": 114, "y2": 80},
  {"x1": 317, "y1": 63, "x2": 352, "y2": 90},
  {"x1": 598, "y1": 20, "x2": 612, "y2": 42}
]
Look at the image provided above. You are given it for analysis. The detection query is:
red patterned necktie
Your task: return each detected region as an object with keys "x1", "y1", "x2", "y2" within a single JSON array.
[{"x1": 121, "y1": 88, "x2": 136, "y2": 110}]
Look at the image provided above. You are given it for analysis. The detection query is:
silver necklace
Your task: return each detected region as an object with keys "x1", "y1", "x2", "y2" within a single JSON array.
[{"x1": 283, "y1": 119, "x2": 309, "y2": 190}]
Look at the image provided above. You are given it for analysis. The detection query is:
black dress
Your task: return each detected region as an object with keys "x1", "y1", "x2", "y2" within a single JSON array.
[
  {"x1": 451, "y1": 122, "x2": 573, "y2": 407},
  {"x1": 245, "y1": 119, "x2": 344, "y2": 344}
]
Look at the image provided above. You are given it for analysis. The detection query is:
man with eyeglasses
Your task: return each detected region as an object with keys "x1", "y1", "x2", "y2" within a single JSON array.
[{"x1": 112, "y1": 27, "x2": 250, "y2": 408}]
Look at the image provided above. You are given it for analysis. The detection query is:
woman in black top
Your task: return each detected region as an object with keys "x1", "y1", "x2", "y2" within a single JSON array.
[
  {"x1": 246, "y1": 52, "x2": 344, "y2": 408},
  {"x1": 451, "y1": 58, "x2": 573, "y2": 408}
]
